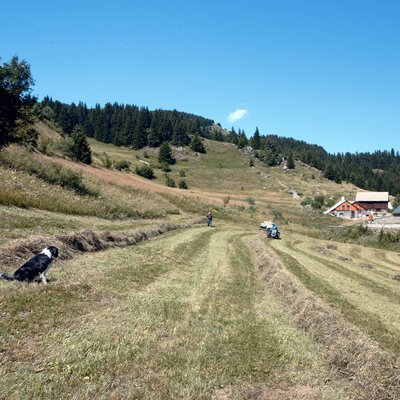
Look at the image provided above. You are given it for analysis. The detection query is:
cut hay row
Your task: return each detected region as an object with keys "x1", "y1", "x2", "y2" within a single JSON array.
[
  {"x1": 250, "y1": 234, "x2": 400, "y2": 400},
  {"x1": 0, "y1": 218, "x2": 204, "y2": 269}
]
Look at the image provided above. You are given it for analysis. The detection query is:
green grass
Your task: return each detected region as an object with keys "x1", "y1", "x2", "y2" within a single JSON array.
[
  {"x1": 271, "y1": 237, "x2": 400, "y2": 353},
  {"x1": 0, "y1": 225, "x2": 339, "y2": 399}
]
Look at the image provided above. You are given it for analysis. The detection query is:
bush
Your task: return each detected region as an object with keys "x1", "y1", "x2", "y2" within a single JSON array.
[
  {"x1": 165, "y1": 175, "x2": 176, "y2": 187},
  {"x1": 179, "y1": 170, "x2": 186, "y2": 177},
  {"x1": 160, "y1": 162, "x2": 171, "y2": 172},
  {"x1": 313, "y1": 195, "x2": 325, "y2": 209},
  {"x1": 178, "y1": 179, "x2": 188, "y2": 189},
  {"x1": 114, "y1": 159, "x2": 130, "y2": 171},
  {"x1": 246, "y1": 197, "x2": 255, "y2": 205},
  {"x1": 100, "y1": 152, "x2": 113, "y2": 169},
  {"x1": 38, "y1": 136, "x2": 53, "y2": 155},
  {"x1": 135, "y1": 165, "x2": 155, "y2": 179},
  {"x1": 302, "y1": 195, "x2": 325, "y2": 210}
]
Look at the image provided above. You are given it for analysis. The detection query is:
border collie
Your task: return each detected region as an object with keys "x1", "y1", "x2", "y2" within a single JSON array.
[{"x1": 0, "y1": 246, "x2": 59, "y2": 284}]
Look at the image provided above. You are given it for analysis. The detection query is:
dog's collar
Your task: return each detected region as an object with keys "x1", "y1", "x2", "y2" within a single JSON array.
[{"x1": 41, "y1": 248, "x2": 52, "y2": 259}]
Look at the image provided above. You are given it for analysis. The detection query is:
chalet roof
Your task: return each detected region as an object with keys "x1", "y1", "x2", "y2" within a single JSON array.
[
  {"x1": 355, "y1": 192, "x2": 389, "y2": 202},
  {"x1": 393, "y1": 206, "x2": 400, "y2": 216},
  {"x1": 324, "y1": 198, "x2": 346, "y2": 214}
]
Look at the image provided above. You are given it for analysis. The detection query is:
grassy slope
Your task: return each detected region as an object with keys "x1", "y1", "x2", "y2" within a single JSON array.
[
  {"x1": 89, "y1": 136, "x2": 359, "y2": 204},
  {"x1": 1, "y1": 125, "x2": 400, "y2": 399}
]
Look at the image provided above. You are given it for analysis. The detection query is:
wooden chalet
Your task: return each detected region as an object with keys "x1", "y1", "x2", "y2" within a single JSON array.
[
  {"x1": 355, "y1": 192, "x2": 389, "y2": 211},
  {"x1": 324, "y1": 197, "x2": 367, "y2": 219}
]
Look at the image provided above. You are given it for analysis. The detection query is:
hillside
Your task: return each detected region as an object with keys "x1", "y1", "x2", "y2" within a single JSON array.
[{"x1": 1, "y1": 123, "x2": 400, "y2": 399}]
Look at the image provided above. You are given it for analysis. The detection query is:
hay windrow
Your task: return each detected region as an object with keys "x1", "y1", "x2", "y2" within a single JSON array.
[
  {"x1": 0, "y1": 218, "x2": 204, "y2": 268},
  {"x1": 250, "y1": 234, "x2": 400, "y2": 400}
]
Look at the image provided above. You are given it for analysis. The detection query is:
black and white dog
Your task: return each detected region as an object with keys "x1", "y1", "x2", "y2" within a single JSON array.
[{"x1": 0, "y1": 246, "x2": 59, "y2": 284}]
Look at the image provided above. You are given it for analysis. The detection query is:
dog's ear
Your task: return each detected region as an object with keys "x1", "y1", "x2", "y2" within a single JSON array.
[{"x1": 49, "y1": 246, "x2": 59, "y2": 258}]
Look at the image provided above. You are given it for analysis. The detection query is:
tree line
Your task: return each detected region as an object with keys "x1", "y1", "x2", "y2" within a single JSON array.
[
  {"x1": 242, "y1": 128, "x2": 400, "y2": 196},
  {"x1": 39, "y1": 97, "x2": 215, "y2": 149},
  {"x1": 1, "y1": 56, "x2": 399, "y2": 196}
]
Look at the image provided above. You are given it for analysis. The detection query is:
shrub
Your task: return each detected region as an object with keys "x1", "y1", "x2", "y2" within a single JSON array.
[
  {"x1": 100, "y1": 152, "x2": 113, "y2": 169},
  {"x1": 246, "y1": 197, "x2": 255, "y2": 205},
  {"x1": 179, "y1": 170, "x2": 186, "y2": 177},
  {"x1": 313, "y1": 195, "x2": 325, "y2": 209},
  {"x1": 160, "y1": 162, "x2": 171, "y2": 172},
  {"x1": 135, "y1": 165, "x2": 155, "y2": 179},
  {"x1": 38, "y1": 136, "x2": 53, "y2": 155},
  {"x1": 165, "y1": 175, "x2": 176, "y2": 187},
  {"x1": 178, "y1": 179, "x2": 188, "y2": 189},
  {"x1": 114, "y1": 159, "x2": 130, "y2": 171},
  {"x1": 302, "y1": 195, "x2": 325, "y2": 210}
]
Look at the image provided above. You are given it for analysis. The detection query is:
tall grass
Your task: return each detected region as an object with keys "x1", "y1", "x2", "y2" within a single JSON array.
[{"x1": 0, "y1": 146, "x2": 96, "y2": 196}]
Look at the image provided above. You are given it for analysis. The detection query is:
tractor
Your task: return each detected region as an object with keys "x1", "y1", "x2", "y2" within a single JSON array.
[{"x1": 260, "y1": 220, "x2": 281, "y2": 239}]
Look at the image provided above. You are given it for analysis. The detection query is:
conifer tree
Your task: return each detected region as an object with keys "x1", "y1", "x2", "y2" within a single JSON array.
[
  {"x1": 287, "y1": 153, "x2": 295, "y2": 169},
  {"x1": 237, "y1": 131, "x2": 248, "y2": 149},
  {"x1": 229, "y1": 127, "x2": 239, "y2": 145},
  {"x1": 190, "y1": 134, "x2": 206, "y2": 153},
  {"x1": 158, "y1": 142, "x2": 176, "y2": 165},
  {"x1": 250, "y1": 127, "x2": 261, "y2": 150},
  {"x1": 71, "y1": 125, "x2": 92, "y2": 164}
]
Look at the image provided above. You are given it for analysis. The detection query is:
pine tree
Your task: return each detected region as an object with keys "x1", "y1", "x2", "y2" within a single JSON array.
[
  {"x1": 264, "y1": 149, "x2": 277, "y2": 166},
  {"x1": 250, "y1": 127, "x2": 261, "y2": 150},
  {"x1": 324, "y1": 164, "x2": 336, "y2": 181},
  {"x1": 237, "y1": 132, "x2": 248, "y2": 149},
  {"x1": 229, "y1": 127, "x2": 239, "y2": 144},
  {"x1": 71, "y1": 125, "x2": 92, "y2": 164},
  {"x1": 287, "y1": 153, "x2": 295, "y2": 169},
  {"x1": 132, "y1": 112, "x2": 147, "y2": 149},
  {"x1": 190, "y1": 134, "x2": 206, "y2": 153},
  {"x1": 158, "y1": 142, "x2": 176, "y2": 165},
  {"x1": 172, "y1": 122, "x2": 190, "y2": 147}
]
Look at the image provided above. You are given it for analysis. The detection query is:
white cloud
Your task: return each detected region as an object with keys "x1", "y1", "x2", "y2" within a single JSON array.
[{"x1": 227, "y1": 108, "x2": 248, "y2": 123}]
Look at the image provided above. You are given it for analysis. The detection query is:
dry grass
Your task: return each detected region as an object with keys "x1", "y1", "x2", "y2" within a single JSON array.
[
  {"x1": 1, "y1": 225, "x2": 343, "y2": 399},
  {"x1": 250, "y1": 234, "x2": 400, "y2": 399}
]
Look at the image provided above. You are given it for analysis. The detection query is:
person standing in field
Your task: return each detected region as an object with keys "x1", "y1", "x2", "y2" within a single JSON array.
[{"x1": 207, "y1": 211, "x2": 213, "y2": 227}]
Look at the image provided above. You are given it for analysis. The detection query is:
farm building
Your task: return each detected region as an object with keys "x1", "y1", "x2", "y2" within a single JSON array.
[
  {"x1": 324, "y1": 197, "x2": 367, "y2": 219},
  {"x1": 394, "y1": 205, "x2": 400, "y2": 216},
  {"x1": 355, "y1": 192, "x2": 389, "y2": 211}
]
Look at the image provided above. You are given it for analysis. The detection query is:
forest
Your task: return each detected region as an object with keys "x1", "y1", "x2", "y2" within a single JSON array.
[
  {"x1": 38, "y1": 98, "x2": 400, "y2": 196},
  {"x1": 2, "y1": 56, "x2": 399, "y2": 196}
]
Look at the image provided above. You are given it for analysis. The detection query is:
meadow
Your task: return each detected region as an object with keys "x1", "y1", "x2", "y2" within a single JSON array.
[{"x1": 1, "y1": 129, "x2": 399, "y2": 399}]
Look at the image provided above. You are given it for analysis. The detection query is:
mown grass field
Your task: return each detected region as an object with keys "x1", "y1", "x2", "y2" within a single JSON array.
[
  {"x1": 1, "y1": 129, "x2": 400, "y2": 399},
  {"x1": 1, "y1": 225, "x2": 340, "y2": 399},
  {"x1": 270, "y1": 235, "x2": 400, "y2": 351}
]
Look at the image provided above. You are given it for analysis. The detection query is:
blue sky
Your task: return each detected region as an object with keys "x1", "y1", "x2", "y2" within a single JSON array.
[{"x1": 1, "y1": 0, "x2": 399, "y2": 153}]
